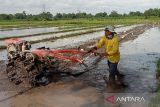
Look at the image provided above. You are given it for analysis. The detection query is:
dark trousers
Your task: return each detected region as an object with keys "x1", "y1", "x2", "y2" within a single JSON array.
[{"x1": 108, "y1": 61, "x2": 120, "y2": 81}]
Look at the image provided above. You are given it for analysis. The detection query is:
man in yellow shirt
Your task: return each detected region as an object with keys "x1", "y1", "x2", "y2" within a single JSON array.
[{"x1": 88, "y1": 26, "x2": 124, "y2": 88}]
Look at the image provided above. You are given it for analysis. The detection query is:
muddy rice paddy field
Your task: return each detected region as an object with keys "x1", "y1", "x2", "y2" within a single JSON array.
[{"x1": 0, "y1": 24, "x2": 159, "y2": 107}]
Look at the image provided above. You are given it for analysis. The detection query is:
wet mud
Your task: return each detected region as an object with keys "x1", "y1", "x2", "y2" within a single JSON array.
[{"x1": 0, "y1": 24, "x2": 159, "y2": 107}]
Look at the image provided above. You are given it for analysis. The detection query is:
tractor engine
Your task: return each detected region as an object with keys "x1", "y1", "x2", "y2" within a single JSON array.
[
  {"x1": 5, "y1": 39, "x2": 58, "y2": 87},
  {"x1": 5, "y1": 38, "x2": 31, "y2": 60},
  {"x1": 5, "y1": 38, "x2": 87, "y2": 87}
]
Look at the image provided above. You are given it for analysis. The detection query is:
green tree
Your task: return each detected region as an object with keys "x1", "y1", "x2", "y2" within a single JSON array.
[
  {"x1": 95, "y1": 12, "x2": 107, "y2": 17},
  {"x1": 54, "y1": 13, "x2": 63, "y2": 19},
  {"x1": 39, "y1": 12, "x2": 53, "y2": 20},
  {"x1": 0, "y1": 14, "x2": 13, "y2": 20},
  {"x1": 109, "y1": 11, "x2": 121, "y2": 17},
  {"x1": 129, "y1": 11, "x2": 143, "y2": 16},
  {"x1": 14, "y1": 11, "x2": 27, "y2": 19}
]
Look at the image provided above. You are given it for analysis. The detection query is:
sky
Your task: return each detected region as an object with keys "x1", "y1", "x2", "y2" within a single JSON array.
[{"x1": 0, "y1": 0, "x2": 160, "y2": 14}]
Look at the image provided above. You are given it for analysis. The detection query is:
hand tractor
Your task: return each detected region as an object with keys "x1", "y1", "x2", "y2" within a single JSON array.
[{"x1": 5, "y1": 38, "x2": 89, "y2": 87}]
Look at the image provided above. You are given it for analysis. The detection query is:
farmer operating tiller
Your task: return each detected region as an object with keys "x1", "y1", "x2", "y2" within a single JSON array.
[{"x1": 88, "y1": 26, "x2": 124, "y2": 89}]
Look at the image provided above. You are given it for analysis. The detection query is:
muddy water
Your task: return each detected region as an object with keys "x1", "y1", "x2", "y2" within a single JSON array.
[
  {"x1": 31, "y1": 25, "x2": 141, "y2": 49},
  {"x1": 0, "y1": 27, "x2": 59, "y2": 38},
  {"x1": 119, "y1": 27, "x2": 160, "y2": 92},
  {"x1": 83, "y1": 27, "x2": 160, "y2": 93},
  {"x1": 0, "y1": 50, "x2": 7, "y2": 61},
  {"x1": 22, "y1": 28, "x2": 103, "y2": 41},
  {"x1": 116, "y1": 24, "x2": 143, "y2": 33},
  {"x1": 0, "y1": 24, "x2": 140, "y2": 47},
  {"x1": 0, "y1": 25, "x2": 158, "y2": 107},
  {"x1": 0, "y1": 25, "x2": 141, "y2": 60},
  {"x1": 0, "y1": 28, "x2": 103, "y2": 46},
  {"x1": 0, "y1": 80, "x2": 102, "y2": 107},
  {"x1": 0, "y1": 24, "x2": 126, "y2": 39}
]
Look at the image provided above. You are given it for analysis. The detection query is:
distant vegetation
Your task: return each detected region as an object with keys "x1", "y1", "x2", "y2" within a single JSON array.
[
  {"x1": 0, "y1": 8, "x2": 160, "y2": 21},
  {"x1": 1, "y1": 18, "x2": 159, "y2": 29},
  {"x1": 0, "y1": 8, "x2": 159, "y2": 29}
]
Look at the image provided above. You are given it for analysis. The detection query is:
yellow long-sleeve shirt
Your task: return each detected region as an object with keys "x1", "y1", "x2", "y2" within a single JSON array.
[{"x1": 96, "y1": 35, "x2": 120, "y2": 63}]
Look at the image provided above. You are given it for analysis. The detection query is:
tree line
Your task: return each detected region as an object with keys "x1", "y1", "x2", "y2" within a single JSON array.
[{"x1": 0, "y1": 8, "x2": 160, "y2": 21}]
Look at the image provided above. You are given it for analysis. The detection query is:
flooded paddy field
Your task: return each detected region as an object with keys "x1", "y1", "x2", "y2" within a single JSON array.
[
  {"x1": 0, "y1": 27, "x2": 59, "y2": 38},
  {"x1": 0, "y1": 25, "x2": 108, "y2": 40},
  {"x1": 0, "y1": 24, "x2": 148, "y2": 60},
  {"x1": 0, "y1": 24, "x2": 159, "y2": 107},
  {"x1": 0, "y1": 25, "x2": 140, "y2": 48},
  {"x1": 0, "y1": 27, "x2": 103, "y2": 46}
]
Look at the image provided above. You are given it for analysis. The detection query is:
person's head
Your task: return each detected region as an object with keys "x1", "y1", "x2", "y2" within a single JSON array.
[{"x1": 104, "y1": 26, "x2": 115, "y2": 39}]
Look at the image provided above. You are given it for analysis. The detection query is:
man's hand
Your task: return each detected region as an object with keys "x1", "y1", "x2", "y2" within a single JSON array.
[
  {"x1": 87, "y1": 46, "x2": 97, "y2": 53},
  {"x1": 94, "y1": 52, "x2": 106, "y2": 57},
  {"x1": 106, "y1": 52, "x2": 109, "y2": 56}
]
